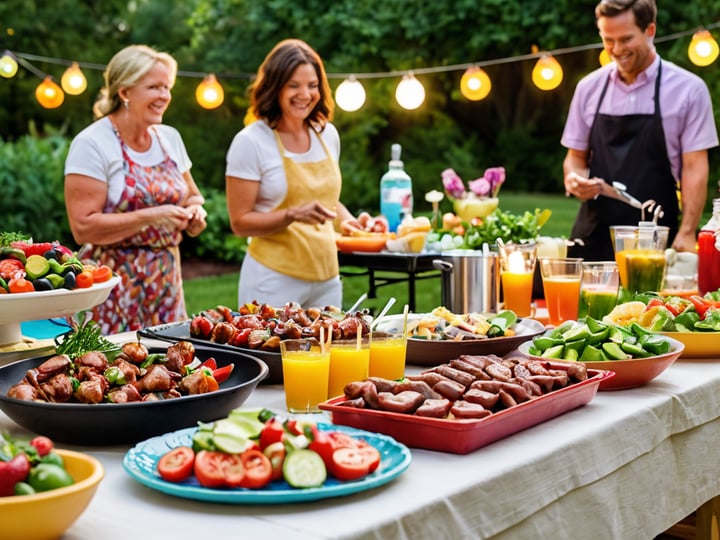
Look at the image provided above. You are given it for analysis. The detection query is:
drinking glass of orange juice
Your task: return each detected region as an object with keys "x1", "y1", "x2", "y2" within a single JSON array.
[
  {"x1": 328, "y1": 334, "x2": 371, "y2": 399},
  {"x1": 279, "y1": 338, "x2": 330, "y2": 413},
  {"x1": 369, "y1": 331, "x2": 407, "y2": 380},
  {"x1": 499, "y1": 242, "x2": 537, "y2": 318},
  {"x1": 539, "y1": 257, "x2": 583, "y2": 326}
]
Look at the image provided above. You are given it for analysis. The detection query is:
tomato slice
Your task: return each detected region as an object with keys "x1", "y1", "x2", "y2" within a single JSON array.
[
  {"x1": 330, "y1": 446, "x2": 381, "y2": 481},
  {"x1": 239, "y1": 449, "x2": 273, "y2": 489},
  {"x1": 91, "y1": 264, "x2": 113, "y2": 283},
  {"x1": 75, "y1": 270, "x2": 94, "y2": 289},
  {"x1": 212, "y1": 364, "x2": 234, "y2": 384},
  {"x1": 194, "y1": 450, "x2": 244, "y2": 488},
  {"x1": 199, "y1": 358, "x2": 217, "y2": 371},
  {"x1": 157, "y1": 446, "x2": 195, "y2": 483},
  {"x1": 329, "y1": 432, "x2": 368, "y2": 450}
]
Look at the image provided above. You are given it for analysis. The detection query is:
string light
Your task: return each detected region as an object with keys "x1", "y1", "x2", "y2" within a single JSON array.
[
  {"x1": 0, "y1": 51, "x2": 18, "y2": 78},
  {"x1": 460, "y1": 66, "x2": 492, "y2": 101},
  {"x1": 335, "y1": 76, "x2": 366, "y2": 111},
  {"x1": 35, "y1": 77, "x2": 64, "y2": 108},
  {"x1": 688, "y1": 29, "x2": 719, "y2": 66},
  {"x1": 395, "y1": 73, "x2": 425, "y2": 110},
  {"x1": 599, "y1": 49, "x2": 612, "y2": 66},
  {"x1": 4, "y1": 20, "x2": 719, "y2": 111},
  {"x1": 195, "y1": 74, "x2": 224, "y2": 109},
  {"x1": 60, "y1": 61, "x2": 87, "y2": 95},
  {"x1": 531, "y1": 48, "x2": 563, "y2": 91}
]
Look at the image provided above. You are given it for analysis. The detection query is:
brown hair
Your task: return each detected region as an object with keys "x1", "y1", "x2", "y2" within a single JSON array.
[
  {"x1": 595, "y1": 0, "x2": 656, "y2": 31},
  {"x1": 249, "y1": 39, "x2": 334, "y2": 129},
  {"x1": 93, "y1": 45, "x2": 177, "y2": 119}
]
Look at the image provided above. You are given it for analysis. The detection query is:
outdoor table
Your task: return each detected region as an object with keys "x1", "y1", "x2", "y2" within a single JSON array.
[
  {"x1": 2, "y1": 335, "x2": 720, "y2": 539},
  {"x1": 337, "y1": 251, "x2": 442, "y2": 312}
]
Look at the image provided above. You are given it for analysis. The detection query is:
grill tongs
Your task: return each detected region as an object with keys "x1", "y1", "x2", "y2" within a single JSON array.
[{"x1": 606, "y1": 181, "x2": 664, "y2": 222}]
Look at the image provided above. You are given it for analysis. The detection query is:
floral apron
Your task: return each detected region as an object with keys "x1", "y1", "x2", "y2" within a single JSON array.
[
  {"x1": 79, "y1": 124, "x2": 189, "y2": 334},
  {"x1": 248, "y1": 128, "x2": 342, "y2": 281}
]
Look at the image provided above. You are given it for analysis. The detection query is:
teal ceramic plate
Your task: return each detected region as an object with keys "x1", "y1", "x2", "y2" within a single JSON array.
[{"x1": 123, "y1": 423, "x2": 411, "y2": 504}]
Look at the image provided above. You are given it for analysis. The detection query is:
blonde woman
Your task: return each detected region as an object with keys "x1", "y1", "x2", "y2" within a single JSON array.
[{"x1": 64, "y1": 44, "x2": 207, "y2": 333}]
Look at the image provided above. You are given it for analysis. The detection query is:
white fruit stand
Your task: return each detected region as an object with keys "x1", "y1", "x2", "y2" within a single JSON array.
[{"x1": 0, "y1": 276, "x2": 120, "y2": 359}]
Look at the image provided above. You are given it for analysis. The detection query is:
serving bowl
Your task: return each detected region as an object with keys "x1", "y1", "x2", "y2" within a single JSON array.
[
  {"x1": 0, "y1": 344, "x2": 268, "y2": 445},
  {"x1": 0, "y1": 276, "x2": 120, "y2": 346},
  {"x1": 661, "y1": 331, "x2": 720, "y2": 359},
  {"x1": 0, "y1": 449, "x2": 104, "y2": 540},
  {"x1": 517, "y1": 337, "x2": 684, "y2": 390},
  {"x1": 335, "y1": 235, "x2": 389, "y2": 253},
  {"x1": 376, "y1": 314, "x2": 546, "y2": 366}
]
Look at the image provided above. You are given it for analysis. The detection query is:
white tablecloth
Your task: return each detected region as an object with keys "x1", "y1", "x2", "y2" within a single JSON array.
[{"x1": 3, "y1": 342, "x2": 720, "y2": 540}]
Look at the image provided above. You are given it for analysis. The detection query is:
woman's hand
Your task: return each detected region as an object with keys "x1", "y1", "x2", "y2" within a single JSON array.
[
  {"x1": 287, "y1": 201, "x2": 337, "y2": 225},
  {"x1": 185, "y1": 204, "x2": 208, "y2": 237},
  {"x1": 146, "y1": 204, "x2": 194, "y2": 230}
]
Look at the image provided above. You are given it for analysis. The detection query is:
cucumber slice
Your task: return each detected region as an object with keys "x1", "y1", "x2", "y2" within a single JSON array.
[
  {"x1": 213, "y1": 433, "x2": 253, "y2": 455},
  {"x1": 25, "y1": 254, "x2": 50, "y2": 279},
  {"x1": 283, "y1": 449, "x2": 327, "y2": 488}
]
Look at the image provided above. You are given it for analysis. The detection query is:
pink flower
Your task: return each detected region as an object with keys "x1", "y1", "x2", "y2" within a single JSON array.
[
  {"x1": 468, "y1": 177, "x2": 491, "y2": 197},
  {"x1": 441, "y1": 168, "x2": 466, "y2": 200},
  {"x1": 483, "y1": 167, "x2": 505, "y2": 197}
]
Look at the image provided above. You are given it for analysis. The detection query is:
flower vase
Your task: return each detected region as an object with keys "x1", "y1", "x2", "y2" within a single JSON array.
[{"x1": 453, "y1": 196, "x2": 499, "y2": 223}]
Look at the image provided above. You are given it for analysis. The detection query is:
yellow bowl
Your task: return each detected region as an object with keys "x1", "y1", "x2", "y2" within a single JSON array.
[
  {"x1": 0, "y1": 449, "x2": 104, "y2": 540},
  {"x1": 662, "y1": 331, "x2": 720, "y2": 359}
]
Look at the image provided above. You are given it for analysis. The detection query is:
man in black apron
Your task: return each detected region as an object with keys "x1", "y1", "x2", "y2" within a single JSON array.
[{"x1": 561, "y1": 0, "x2": 717, "y2": 261}]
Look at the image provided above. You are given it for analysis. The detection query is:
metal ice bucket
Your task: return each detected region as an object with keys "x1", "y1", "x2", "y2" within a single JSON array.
[{"x1": 432, "y1": 250, "x2": 499, "y2": 313}]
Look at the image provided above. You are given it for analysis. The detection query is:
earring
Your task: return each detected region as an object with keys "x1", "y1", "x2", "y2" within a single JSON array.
[{"x1": 123, "y1": 99, "x2": 129, "y2": 109}]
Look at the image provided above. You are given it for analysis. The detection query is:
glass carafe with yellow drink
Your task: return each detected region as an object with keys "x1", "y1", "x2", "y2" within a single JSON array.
[{"x1": 610, "y1": 223, "x2": 669, "y2": 295}]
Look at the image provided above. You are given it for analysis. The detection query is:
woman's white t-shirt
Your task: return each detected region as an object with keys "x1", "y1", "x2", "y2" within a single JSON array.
[
  {"x1": 225, "y1": 119, "x2": 340, "y2": 212},
  {"x1": 64, "y1": 116, "x2": 192, "y2": 207}
]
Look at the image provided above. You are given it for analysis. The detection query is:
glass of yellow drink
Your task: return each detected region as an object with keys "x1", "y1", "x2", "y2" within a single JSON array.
[
  {"x1": 539, "y1": 257, "x2": 583, "y2": 326},
  {"x1": 610, "y1": 225, "x2": 669, "y2": 294},
  {"x1": 279, "y1": 339, "x2": 330, "y2": 413},
  {"x1": 499, "y1": 242, "x2": 537, "y2": 318},
  {"x1": 369, "y1": 331, "x2": 407, "y2": 380},
  {"x1": 328, "y1": 335, "x2": 371, "y2": 399},
  {"x1": 580, "y1": 261, "x2": 619, "y2": 319}
]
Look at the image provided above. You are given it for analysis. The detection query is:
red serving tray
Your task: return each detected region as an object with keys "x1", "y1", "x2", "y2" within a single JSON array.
[{"x1": 319, "y1": 366, "x2": 614, "y2": 454}]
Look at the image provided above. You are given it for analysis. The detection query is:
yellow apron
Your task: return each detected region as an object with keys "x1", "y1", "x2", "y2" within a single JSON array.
[{"x1": 248, "y1": 128, "x2": 341, "y2": 281}]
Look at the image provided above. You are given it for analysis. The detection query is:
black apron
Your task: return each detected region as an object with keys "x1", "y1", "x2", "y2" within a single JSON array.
[{"x1": 568, "y1": 61, "x2": 679, "y2": 261}]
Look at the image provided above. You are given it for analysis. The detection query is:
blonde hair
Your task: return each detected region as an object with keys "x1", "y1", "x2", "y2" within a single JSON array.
[{"x1": 93, "y1": 45, "x2": 178, "y2": 119}]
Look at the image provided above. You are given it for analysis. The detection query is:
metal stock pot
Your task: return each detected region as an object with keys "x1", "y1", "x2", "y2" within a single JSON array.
[{"x1": 432, "y1": 250, "x2": 499, "y2": 313}]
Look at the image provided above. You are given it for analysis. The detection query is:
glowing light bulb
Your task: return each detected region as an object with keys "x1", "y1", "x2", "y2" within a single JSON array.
[
  {"x1": 395, "y1": 73, "x2": 425, "y2": 110},
  {"x1": 196, "y1": 74, "x2": 224, "y2": 109},
  {"x1": 35, "y1": 77, "x2": 65, "y2": 108},
  {"x1": 599, "y1": 49, "x2": 612, "y2": 66},
  {"x1": 532, "y1": 54, "x2": 563, "y2": 91},
  {"x1": 335, "y1": 77, "x2": 366, "y2": 112},
  {"x1": 0, "y1": 51, "x2": 18, "y2": 78},
  {"x1": 460, "y1": 67, "x2": 491, "y2": 101},
  {"x1": 688, "y1": 30, "x2": 719, "y2": 67},
  {"x1": 61, "y1": 61, "x2": 87, "y2": 95}
]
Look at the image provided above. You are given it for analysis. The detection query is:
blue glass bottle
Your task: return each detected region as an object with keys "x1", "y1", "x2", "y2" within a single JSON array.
[{"x1": 379, "y1": 144, "x2": 413, "y2": 233}]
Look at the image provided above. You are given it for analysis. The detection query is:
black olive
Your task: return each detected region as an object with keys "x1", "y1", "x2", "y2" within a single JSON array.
[
  {"x1": 43, "y1": 248, "x2": 61, "y2": 261},
  {"x1": 32, "y1": 278, "x2": 54, "y2": 291},
  {"x1": 63, "y1": 271, "x2": 77, "y2": 290}
]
